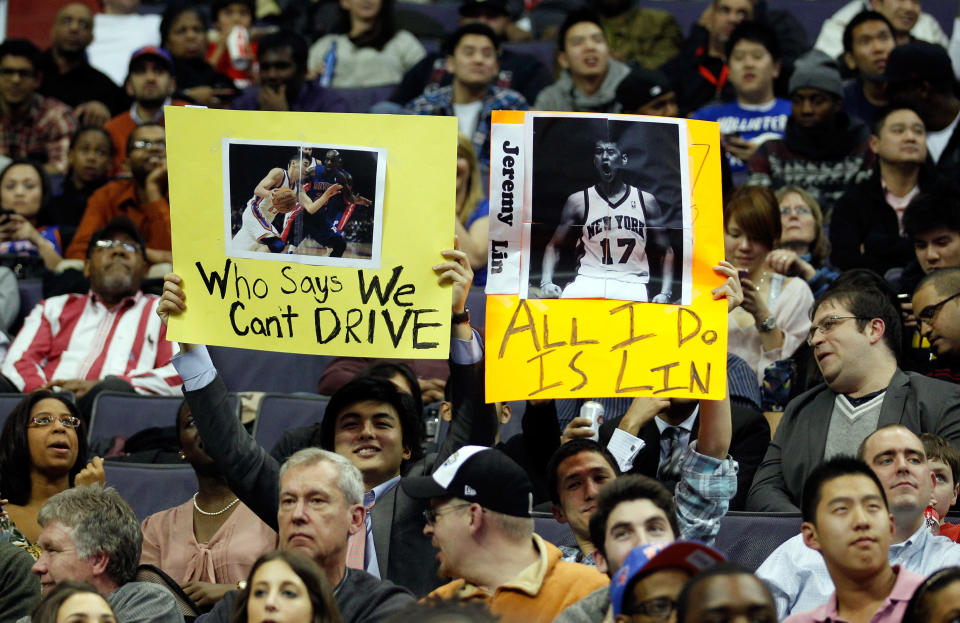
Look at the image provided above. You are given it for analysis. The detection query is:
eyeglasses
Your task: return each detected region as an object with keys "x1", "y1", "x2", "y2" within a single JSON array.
[
  {"x1": 30, "y1": 415, "x2": 81, "y2": 428},
  {"x1": 627, "y1": 597, "x2": 677, "y2": 621},
  {"x1": 423, "y1": 503, "x2": 471, "y2": 525},
  {"x1": 94, "y1": 239, "x2": 140, "y2": 253},
  {"x1": 917, "y1": 292, "x2": 960, "y2": 327},
  {"x1": 0, "y1": 68, "x2": 37, "y2": 79},
  {"x1": 780, "y1": 206, "x2": 812, "y2": 216},
  {"x1": 130, "y1": 140, "x2": 165, "y2": 152},
  {"x1": 807, "y1": 315, "x2": 868, "y2": 345}
]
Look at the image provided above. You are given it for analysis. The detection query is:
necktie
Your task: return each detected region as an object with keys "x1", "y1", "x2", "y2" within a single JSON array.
[
  {"x1": 659, "y1": 427, "x2": 685, "y2": 486},
  {"x1": 345, "y1": 490, "x2": 376, "y2": 570}
]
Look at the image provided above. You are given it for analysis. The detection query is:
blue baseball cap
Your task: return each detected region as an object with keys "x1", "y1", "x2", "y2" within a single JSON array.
[{"x1": 610, "y1": 541, "x2": 725, "y2": 616}]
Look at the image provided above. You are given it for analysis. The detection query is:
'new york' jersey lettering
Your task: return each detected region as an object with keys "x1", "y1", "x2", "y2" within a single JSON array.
[{"x1": 575, "y1": 185, "x2": 651, "y2": 283}]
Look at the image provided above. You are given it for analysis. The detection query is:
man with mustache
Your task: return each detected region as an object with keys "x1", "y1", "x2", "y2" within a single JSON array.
[
  {"x1": 758, "y1": 426, "x2": 960, "y2": 618},
  {"x1": 65, "y1": 123, "x2": 173, "y2": 267},
  {"x1": 0, "y1": 216, "x2": 181, "y2": 418},
  {"x1": 782, "y1": 455, "x2": 924, "y2": 623}
]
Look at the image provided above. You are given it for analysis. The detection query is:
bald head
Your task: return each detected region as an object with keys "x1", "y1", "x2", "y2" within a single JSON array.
[{"x1": 51, "y1": 3, "x2": 94, "y2": 55}]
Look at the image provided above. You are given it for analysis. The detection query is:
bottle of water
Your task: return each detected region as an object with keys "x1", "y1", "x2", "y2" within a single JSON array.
[{"x1": 319, "y1": 42, "x2": 337, "y2": 88}]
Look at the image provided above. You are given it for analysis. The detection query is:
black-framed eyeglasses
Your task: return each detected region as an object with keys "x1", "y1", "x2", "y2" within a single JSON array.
[
  {"x1": 917, "y1": 292, "x2": 960, "y2": 326},
  {"x1": 94, "y1": 239, "x2": 140, "y2": 253},
  {"x1": 627, "y1": 596, "x2": 677, "y2": 621},
  {"x1": 422, "y1": 503, "x2": 470, "y2": 525},
  {"x1": 807, "y1": 315, "x2": 869, "y2": 345},
  {"x1": 30, "y1": 415, "x2": 81, "y2": 428}
]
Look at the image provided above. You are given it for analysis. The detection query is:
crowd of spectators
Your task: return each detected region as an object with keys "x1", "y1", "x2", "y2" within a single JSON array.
[{"x1": 3, "y1": 0, "x2": 960, "y2": 622}]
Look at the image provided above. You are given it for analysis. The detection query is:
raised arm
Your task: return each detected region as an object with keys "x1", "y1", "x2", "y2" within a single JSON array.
[{"x1": 157, "y1": 274, "x2": 282, "y2": 528}]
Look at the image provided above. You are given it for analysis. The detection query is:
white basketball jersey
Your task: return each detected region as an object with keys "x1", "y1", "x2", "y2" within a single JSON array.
[{"x1": 575, "y1": 184, "x2": 650, "y2": 283}]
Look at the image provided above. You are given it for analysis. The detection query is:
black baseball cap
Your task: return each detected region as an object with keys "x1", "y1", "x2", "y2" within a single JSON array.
[
  {"x1": 616, "y1": 68, "x2": 674, "y2": 111},
  {"x1": 883, "y1": 41, "x2": 953, "y2": 85},
  {"x1": 401, "y1": 446, "x2": 533, "y2": 517},
  {"x1": 460, "y1": 0, "x2": 509, "y2": 17},
  {"x1": 86, "y1": 216, "x2": 147, "y2": 260}
]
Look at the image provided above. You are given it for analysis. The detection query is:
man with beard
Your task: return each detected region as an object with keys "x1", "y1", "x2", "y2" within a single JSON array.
[
  {"x1": 539, "y1": 136, "x2": 674, "y2": 303},
  {"x1": 103, "y1": 47, "x2": 185, "y2": 176},
  {"x1": 746, "y1": 61, "x2": 875, "y2": 219},
  {"x1": 38, "y1": 3, "x2": 128, "y2": 127},
  {"x1": 0, "y1": 216, "x2": 181, "y2": 417},
  {"x1": 231, "y1": 31, "x2": 348, "y2": 114},
  {"x1": 65, "y1": 124, "x2": 173, "y2": 267}
]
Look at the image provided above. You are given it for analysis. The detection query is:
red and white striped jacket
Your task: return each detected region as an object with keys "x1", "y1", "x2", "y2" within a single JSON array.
[{"x1": 1, "y1": 291, "x2": 182, "y2": 394}]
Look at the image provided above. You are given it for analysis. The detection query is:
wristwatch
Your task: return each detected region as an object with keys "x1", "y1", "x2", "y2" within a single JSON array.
[
  {"x1": 757, "y1": 315, "x2": 777, "y2": 332},
  {"x1": 452, "y1": 308, "x2": 471, "y2": 325}
]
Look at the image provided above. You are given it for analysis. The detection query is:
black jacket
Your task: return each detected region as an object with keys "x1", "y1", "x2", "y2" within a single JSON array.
[{"x1": 187, "y1": 359, "x2": 496, "y2": 598}]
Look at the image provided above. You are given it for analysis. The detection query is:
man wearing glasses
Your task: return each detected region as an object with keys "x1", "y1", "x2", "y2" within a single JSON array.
[
  {"x1": 0, "y1": 39, "x2": 77, "y2": 175},
  {"x1": 0, "y1": 217, "x2": 182, "y2": 418},
  {"x1": 747, "y1": 281, "x2": 960, "y2": 512},
  {"x1": 913, "y1": 268, "x2": 960, "y2": 383},
  {"x1": 64, "y1": 123, "x2": 172, "y2": 267},
  {"x1": 401, "y1": 445, "x2": 609, "y2": 620}
]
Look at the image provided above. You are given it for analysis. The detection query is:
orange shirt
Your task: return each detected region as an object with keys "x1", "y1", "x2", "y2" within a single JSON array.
[
  {"x1": 104, "y1": 99, "x2": 189, "y2": 176},
  {"x1": 65, "y1": 179, "x2": 170, "y2": 260}
]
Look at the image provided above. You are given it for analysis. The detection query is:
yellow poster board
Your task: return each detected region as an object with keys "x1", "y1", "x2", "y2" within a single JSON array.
[
  {"x1": 165, "y1": 107, "x2": 458, "y2": 358},
  {"x1": 485, "y1": 112, "x2": 726, "y2": 401}
]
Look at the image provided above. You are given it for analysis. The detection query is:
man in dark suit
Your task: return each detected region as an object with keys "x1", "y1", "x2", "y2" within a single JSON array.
[
  {"x1": 155, "y1": 247, "x2": 498, "y2": 598},
  {"x1": 597, "y1": 395, "x2": 769, "y2": 510},
  {"x1": 746, "y1": 281, "x2": 960, "y2": 512}
]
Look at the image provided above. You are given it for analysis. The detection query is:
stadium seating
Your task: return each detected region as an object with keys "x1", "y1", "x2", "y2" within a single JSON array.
[
  {"x1": 208, "y1": 345, "x2": 335, "y2": 394},
  {"x1": 89, "y1": 392, "x2": 241, "y2": 443},
  {"x1": 714, "y1": 511, "x2": 803, "y2": 571},
  {"x1": 332, "y1": 85, "x2": 397, "y2": 114},
  {"x1": 253, "y1": 393, "x2": 329, "y2": 453},
  {"x1": 535, "y1": 515, "x2": 576, "y2": 547},
  {"x1": 0, "y1": 393, "x2": 25, "y2": 431},
  {"x1": 103, "y1": 462, "x2": 198, "y2": 521}
]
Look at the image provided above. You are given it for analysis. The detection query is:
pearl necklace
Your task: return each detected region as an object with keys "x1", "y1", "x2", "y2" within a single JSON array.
[{"x1": 193, "y1": 493, "x2": 240, "y2": 516}]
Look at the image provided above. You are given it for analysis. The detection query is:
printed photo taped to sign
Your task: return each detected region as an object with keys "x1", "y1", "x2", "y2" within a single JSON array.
[
  {"x1": 165, "y1": 107, "x2": 457, "y2": 358},
  {"x1": 485, "y1": 111, "x2": 727, "y2": 402}
]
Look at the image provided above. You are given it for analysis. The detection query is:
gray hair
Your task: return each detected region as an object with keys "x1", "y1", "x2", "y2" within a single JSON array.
[
  {"x1": 37, "y1": 486, "x2": 141, "y2": 585},
  {"x1": 280, "y1": 448, "x2": 364, "y2": 506}
]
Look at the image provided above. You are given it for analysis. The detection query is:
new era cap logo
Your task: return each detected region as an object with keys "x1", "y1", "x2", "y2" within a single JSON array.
[{"x1": 464, "y1": 485, "x2": 477, "y2": 496}]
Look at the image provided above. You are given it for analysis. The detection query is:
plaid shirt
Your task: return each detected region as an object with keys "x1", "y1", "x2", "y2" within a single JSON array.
[
  {"x1": 406, "y1": 84, "x2": 527, "y2": 170},
  {"x1": 562, "y1": 443, "x2": 736, "y2": 567},
  {"x1": 0, "y1": 94, "x2": 77, "y2": 174}
]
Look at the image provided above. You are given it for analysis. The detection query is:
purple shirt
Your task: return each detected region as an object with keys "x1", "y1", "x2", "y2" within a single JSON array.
[
  {"x1": 782, "y1": 566, "x2": 924, "y2": 623},
  {"x1": 231, "y1": 81, "x2": 350, "y2": 113}
]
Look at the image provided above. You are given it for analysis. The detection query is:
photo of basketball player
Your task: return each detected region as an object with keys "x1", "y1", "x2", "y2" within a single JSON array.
[
  {"x1": 223, "y1": 140, "x2": 386, "y2": 268},
  {"x1": 232, "y1": 150, "x2": 343, "y2": 253},
  {"x1": 525, "y1": 114, "x2": 691, "y2": 304},
  {"x1": 540, "y1": 137, "x2": 674, "y2": 302},
  {"x1": 285, "y1": 149, "x2": 372, "y2": 257}
]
